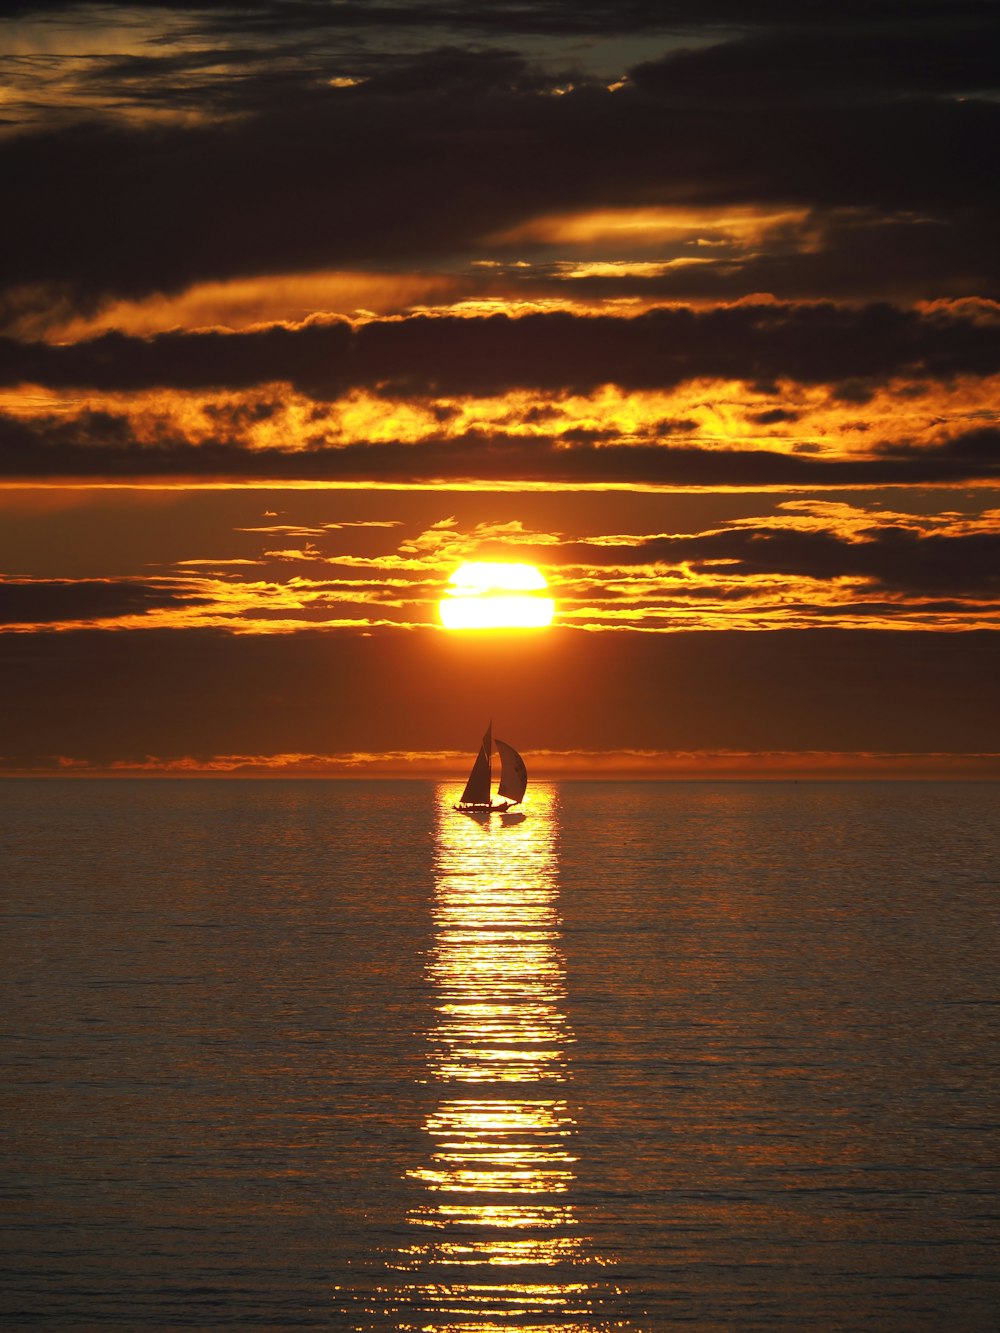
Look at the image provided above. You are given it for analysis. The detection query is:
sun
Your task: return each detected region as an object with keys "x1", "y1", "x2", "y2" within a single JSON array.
[{"x1": 439, "y1": 562, "x2": 555, "y2": 630}]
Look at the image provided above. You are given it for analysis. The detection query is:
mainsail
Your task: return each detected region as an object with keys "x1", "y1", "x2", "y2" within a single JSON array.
[
  {"x1": 459, "y1": 723, "x2": 492, "y2": 805},
  {"x1": 495, "y1": 738, "x2": 527, "y2": 804}
]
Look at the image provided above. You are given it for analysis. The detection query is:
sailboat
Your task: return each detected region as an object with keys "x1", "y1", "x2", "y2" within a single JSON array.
[{"x1": 455, "y1": 722, "x2": 528, "y2": 814}]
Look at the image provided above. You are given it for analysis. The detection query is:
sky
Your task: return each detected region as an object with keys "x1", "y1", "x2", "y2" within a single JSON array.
[{"x1": 1, "y1": 0, "x2": 998, "y2": 778}]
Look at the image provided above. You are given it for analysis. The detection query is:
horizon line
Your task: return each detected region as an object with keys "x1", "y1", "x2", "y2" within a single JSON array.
[{"x1": 3, "y1": 748, "x2": 998, "y2": 782}]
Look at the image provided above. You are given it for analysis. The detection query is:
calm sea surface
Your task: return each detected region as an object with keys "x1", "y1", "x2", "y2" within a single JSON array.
[{"x1": 2, "y1": 779, "x2": 998, "y2": 1330}]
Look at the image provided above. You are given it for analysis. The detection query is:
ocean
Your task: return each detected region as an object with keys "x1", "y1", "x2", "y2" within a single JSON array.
[{"x1": 2, "y1": 779, "x2": 998, "y2": 1330}]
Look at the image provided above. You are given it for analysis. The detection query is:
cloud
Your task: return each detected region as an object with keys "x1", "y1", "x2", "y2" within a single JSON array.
[
  {"x1": 565, "y1": 523, "x2": 1000, "y2": 596},
  {"x1": 0, "y1": 321, "x2": 350, "y2": 393},
  {"x1": 630, "y1": 23, "x2": 1000, "y2": 106},
  {"x1": 2, "y1": 14, "x2": 998, "y2": 318},
  {"x1": 5, "y1": 304, "x2": 1000, "y2": 398},
  {"x1": 1, "y1": 406, "x2": 997, "y2": 486},
  {"x1": 0, "y1": 577, "x2": 210, "y2": 625},
  {"x1": 1, "y1": 502, "x2": 992, "y2": 639},
  {"x1": 513, "y1": 211, "x2": 1000, "y2": 305}
]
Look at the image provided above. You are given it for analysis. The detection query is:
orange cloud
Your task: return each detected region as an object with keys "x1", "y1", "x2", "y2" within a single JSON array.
[
  {"x1": 34, "y1": 271, "x2": 469, "y2": 342},
  {"x1": 4, "y1": 373, "x2": 997, "y2": 464},
  {"x1": 489, "y1": 205, "x2": 814, "y2": 251}
]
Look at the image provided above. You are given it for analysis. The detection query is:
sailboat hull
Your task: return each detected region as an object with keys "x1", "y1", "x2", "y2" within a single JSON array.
[{"x1": 454, "y1": 801, "x2": 512, "y2": 813}]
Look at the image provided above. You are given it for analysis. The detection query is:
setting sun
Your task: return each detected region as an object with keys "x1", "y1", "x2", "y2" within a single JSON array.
[{"x1": 439, "y1": 562, "x2": 555, "y2": 630}]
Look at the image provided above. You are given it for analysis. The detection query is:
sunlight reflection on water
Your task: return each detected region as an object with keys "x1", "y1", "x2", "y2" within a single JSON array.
[{"x1": 377, "y1": 783, "x2": 625, "y2": 1331}]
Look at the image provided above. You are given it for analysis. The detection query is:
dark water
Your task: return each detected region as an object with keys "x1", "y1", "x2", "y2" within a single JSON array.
[{"x1": 2, "y1": 779, "x2": 998, "y2": 1330}]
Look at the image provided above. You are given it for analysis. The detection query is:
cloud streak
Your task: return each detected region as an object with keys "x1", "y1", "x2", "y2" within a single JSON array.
[
  {"x1": 6, "y1": 303, "x2": 1000, "y2": 398},
  {"x1": 2, "y1": 410, "x2": 997, "y2": 486}
]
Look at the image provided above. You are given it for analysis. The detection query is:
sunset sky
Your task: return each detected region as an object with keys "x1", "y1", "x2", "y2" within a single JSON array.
[{"x1": 2, "y1": 0, "x2": 998, "y2": 777}]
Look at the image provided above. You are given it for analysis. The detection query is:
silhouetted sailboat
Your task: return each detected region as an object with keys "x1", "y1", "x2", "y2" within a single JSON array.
[{"x1": 455, "y1": 723, "x2": 528, "y2": 813}]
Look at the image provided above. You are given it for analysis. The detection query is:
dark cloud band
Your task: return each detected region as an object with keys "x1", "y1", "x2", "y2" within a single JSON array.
[
  {"x1": 4, "y1": 303, "x2": 1000, "y2": 397},
  {"x1": 2, "y1": 19, "x2": 998, "y2": 312},
  {"x1": 565, "y1": 526, "x2": 1000, "y2": 595}
]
